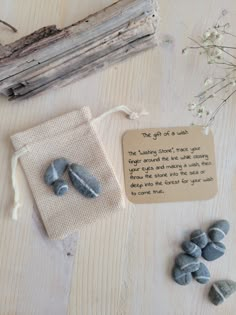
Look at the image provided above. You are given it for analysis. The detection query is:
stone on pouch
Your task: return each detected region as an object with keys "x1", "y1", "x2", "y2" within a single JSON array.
[
  {"x1": 202, "y1": 241, "x2": 225, "y2": 261},
  {"x1": 190, "y1": 229, "x2": 208, "y2": 249},
  {"x1": 181, "y1": 241, "x2": 202, "y2": 258},
  {"x1": 44, "y1": 158, "x2": 68, "y2": 185},
  {"x1": 209, "y1": 280, "x2": 236, "y2": 305},
  {"x1": 192, "y1": 262, "x2": 210, "y2": 284},
  {"x1": 68, "y1": 163, "x2": 101, "y2": 198},
  {"x1": 175, "y1": 253, "x2": 200, "y2": 273},
  {"x1": 208, "y1": 219, "x2": 230, "y2": 242},
  {"x1": 172, "y1": 266, "x2": 192, "y2": 285},
  {"x1": 53, "y1": 179, "x2": 69, "y2": 196}
]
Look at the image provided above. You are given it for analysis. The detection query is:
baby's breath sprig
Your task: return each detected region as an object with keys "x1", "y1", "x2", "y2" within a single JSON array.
[
  {"x1": 183, "y1": 10, "x2": 236, "y2": 127},
  {"x1": 0, "y1": 19, "x2": 17, "y2": 33}
]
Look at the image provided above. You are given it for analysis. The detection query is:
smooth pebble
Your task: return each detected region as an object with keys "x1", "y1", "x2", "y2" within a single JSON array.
[
  {"x1": 175, "y1": 253, "x2": 200, "y2": 273},
  {"x1": 44, "y1": 158, "x2": 68, "y2": 185},
  {"x1": 202, "y1": 241, "x2": 225, "y2": 261},
  {"x1": 53, "y1": 179, "x2": 69, "y2": 196},
  {"x1": 208, "y1": 219, "x2": 230, "y2": 242},
  {"x1": 68, "y1": 163, "x2": 101, "y2": 198},
  {"x1": 192, "y1": 262, "x2": 210, "y2": 284},
  {"x1": 209, "y1": 280, "x2": 236, "y2": 305},
  {"x1": 172, "y1": 266, "x2": 192, "y2": 285},
  {"x1": 181, "y1": 241, "x2": 202, "y2": 258},
  {"x1": 190, "y1": 229, "x2": 208, "y2": 249}
]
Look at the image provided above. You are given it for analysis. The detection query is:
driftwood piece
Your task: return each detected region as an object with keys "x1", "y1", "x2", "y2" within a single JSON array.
[{"x1": 0, "y1": 0, "x2": 159, "y2": 100}]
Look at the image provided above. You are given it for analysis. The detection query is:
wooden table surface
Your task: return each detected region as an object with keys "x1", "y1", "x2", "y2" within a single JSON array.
[{"x1": 0, "y1": 0, "x2": 236, "y2": 314}]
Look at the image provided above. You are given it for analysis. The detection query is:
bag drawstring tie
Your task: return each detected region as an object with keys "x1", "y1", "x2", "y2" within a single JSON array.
[
  {"x1": 93, "y1": 105, "x2": 149, "y2": 123},
  {"x1": 10, "y1": 106, "x2": 148, "y2": 221},
  {"x1": 11, "y1": 146, "x2": 29, "y2": 221}
]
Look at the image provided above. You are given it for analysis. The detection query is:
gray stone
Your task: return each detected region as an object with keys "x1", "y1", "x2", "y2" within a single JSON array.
[
  {"x1": 44, "y1": 158, "x2": 68, "y2": 185},
  {"x1": 53, "y1": 179, "x2": 69, "y2": 196},
  {"x1": 172, "y1": 266, "x2": 192, "y2": 285},
  {"x1": 202, "y1": 241, "x2": 225, "y2": 261},
  {"x1": 181, "y1": 241, "x2": 202, "y2": 258},
  {"x1": 190, "y1": 229, "x2": 208, "y2": 249},
  {"x1": 208, "y1": 219, "x2": 230, "y2": 242},
  {"x1": 68, "y1": 164, "x2": 101, "y2": 198},
  {"x1": 192, "y1": 262, "x2": 210, "y2": 284},
  {"x1": 209, "y1": 280, "x2": 236, "y2": 305},
  {"x1": 175, "y1": 253, "x2": 200, "y2": 273}
]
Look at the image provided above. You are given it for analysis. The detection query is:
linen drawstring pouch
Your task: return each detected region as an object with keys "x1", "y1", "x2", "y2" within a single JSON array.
[{"x1": 10, "y1": 105, "x2": 148, "y2": 240}]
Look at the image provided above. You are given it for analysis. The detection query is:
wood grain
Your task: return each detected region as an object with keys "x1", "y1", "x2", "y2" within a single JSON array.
[
  {"x1": 0, "y1": 0, "x2": 159, "y2": 100},
  {"x1": 0, "y1": 0, "x2": 236, "y2": 315}
]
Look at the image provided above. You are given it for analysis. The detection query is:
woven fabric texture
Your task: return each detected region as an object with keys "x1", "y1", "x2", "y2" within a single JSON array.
[{"x1": 11, "y1": 107, "x2": 124, "y2": 239}]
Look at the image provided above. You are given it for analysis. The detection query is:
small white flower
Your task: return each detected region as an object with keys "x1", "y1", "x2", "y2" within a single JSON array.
[
  {"x1": 214, "y1": 48, "x2": 222, "y2": 56},
  {"x1": 211, "y1": 29, "x2": 219, "y2": 36},
  {"x1": 202, "y1": 39, "x2": 211, "y2": 47},
  {"x1": 230, "y1": 80, "x2": 236, "y2": 86},
  {"x1": 195, "y1": 106, "x2": 206, "y2": 118},
  {"x1": 197, "y1": 106, "x2": 205, "y2": 113},
  {"x1": 203, "y1": 28, "x2": 223, "y2": 45},
  {"x1": 188, "y1": 103, "x2": 196, "y2": 111},
  {"x1": 203, "y1": 30, "x2": 211, "y2": 40},
  {"x1": 208, "y1": 58, "x2": 215, "y2": 64},
  {"x1": 207, "y1": 47, "x2": 222, "y2": 60},
  {"x1": 210, "y1": 29, "x2": 219, "y2": 42},
  {"x1": 216, "y1": 33, "x2": 223, "y2": 41},
  {"x1": 204, "y1": 78, "x2": 213, "y2": 86},
  {"x1": 222, "y1": 9, "x2": 228, "y2": 16}
]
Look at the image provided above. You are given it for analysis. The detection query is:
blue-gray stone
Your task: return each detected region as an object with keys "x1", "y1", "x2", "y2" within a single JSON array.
[
  {"x1": 68, "y1": 164, "x2": 101, "y2": 198},
  {"x1": 209, "y1": 280, "x2": 236, "y2": 305},
  {"x1": 175, "y1": 253, "x2": 200, "y2": 273},
  {"x1": 181, "y1": 241, "x2": 202, "y2": 258},
  {"x1": 172, "y1": 266, "x2": 192, "y2": 285},
  {"x1": 190, "y1": 229, "x2": 208, "y2": 249},
  {"x1": 44, "y1": 158, "x2": 68, "y2": 185},
  {"x1": 202, "y1": 241, "x2": 225, "y2": 261},
  {"x1": 192, "y1": 262, "x2": 210, "y2": 284},
  {"x1": 208, "y1": 220, "x2": 230, "y2": 242},
  {"x1": 53, "y1": 179, "x2": 69, "y2": 196}
]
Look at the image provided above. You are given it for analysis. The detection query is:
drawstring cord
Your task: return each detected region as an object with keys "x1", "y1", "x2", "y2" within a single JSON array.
[
  {"x1": 10, "y1": 106, "x2": 148, "y2": 221},
  {"x1": 92, "y1": 105, "x2": 149, "y2": 123},
  {"x1": 11, "y1": 146, "x2": 29, "y2": 221}
]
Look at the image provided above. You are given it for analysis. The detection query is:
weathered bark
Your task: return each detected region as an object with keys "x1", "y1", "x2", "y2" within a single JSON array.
[{"x1": 0, "y1": 0, "x2": 159, "y2": 100}]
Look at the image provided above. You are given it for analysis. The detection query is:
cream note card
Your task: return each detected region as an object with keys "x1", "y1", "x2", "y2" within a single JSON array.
[{"x1": 122, "y1": 126, "x2": 217, "y2": 204}]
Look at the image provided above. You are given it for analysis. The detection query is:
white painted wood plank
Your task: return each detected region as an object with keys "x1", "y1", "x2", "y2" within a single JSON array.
[
  {"x1": 0, "y1": 0, "x2": 236, "y2": 315},
  {"x1": 16, "y1": 205, "x2": 78, "y2": 315}
]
